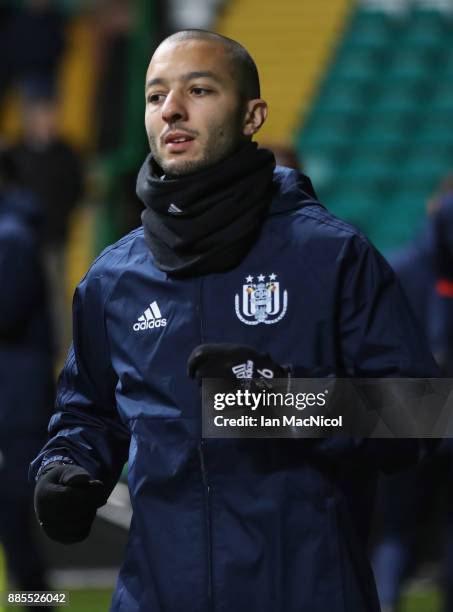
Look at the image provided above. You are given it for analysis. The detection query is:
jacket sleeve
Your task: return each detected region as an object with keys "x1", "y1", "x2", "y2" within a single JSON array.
[
  {"x1": 305, "y1": 235, "x2": 440, "y2": 472},
  {"x1": 30, "y1": 269, "x2": 130, "y2": 492},
  {"x1": 338, "y1": 235, "x2": 439, "y2": 378}
]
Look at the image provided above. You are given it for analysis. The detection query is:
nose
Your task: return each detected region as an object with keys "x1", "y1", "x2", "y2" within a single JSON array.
[{"x1": 161, "y1": 90, "x2": 188, "y2": 124}]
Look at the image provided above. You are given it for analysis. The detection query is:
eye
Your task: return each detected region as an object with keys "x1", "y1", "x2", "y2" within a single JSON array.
[
  {"x1": 190, "y1": 87, "x2": 210, "y2": 96},
  {"x1": 147, "y1": 93, "x2": 165, "y2": 104}
]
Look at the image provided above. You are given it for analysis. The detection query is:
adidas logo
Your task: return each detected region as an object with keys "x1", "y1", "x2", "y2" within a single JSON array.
[
  {"x1": 133, "y1": 301, "x2": 167, "y2": 331},
  {"x1": 168, "y1": 203, "x2": 183, "y2": 215},
  {"x1": 232, "y1": 360, "x2": 254, "y2": 379}
]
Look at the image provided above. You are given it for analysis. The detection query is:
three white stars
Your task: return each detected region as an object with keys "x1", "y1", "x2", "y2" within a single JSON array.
[{"x1": 245, "y1": 273, "x2": 278, "y2": 283}]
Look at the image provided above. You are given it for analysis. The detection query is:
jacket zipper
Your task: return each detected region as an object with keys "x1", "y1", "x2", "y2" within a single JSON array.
[{"x1": 199, "y1": 439, "x2": 213, "y2": 611}]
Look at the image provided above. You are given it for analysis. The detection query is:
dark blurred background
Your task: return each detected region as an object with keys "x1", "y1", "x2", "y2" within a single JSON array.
[{"x1": 1, "y1": 1, "x2": 453, "y2": 611}]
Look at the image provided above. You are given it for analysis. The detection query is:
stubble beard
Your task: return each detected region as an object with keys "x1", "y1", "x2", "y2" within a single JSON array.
[
  {"x1": 151, "y1": 145, "x2": 219, "y2": 177},
  {"x1": 148, "y1": 114, "x2": 245, "y2": 178}
]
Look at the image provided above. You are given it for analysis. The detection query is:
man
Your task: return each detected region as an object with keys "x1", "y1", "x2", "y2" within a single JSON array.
[
  {"x1": 0, "y1": 151, "x2": 53, "y2": 605},
  {"x1": 31, "y1": 31, "x2": 438, "y2": 612},
  {"x1": 373, "y1": 190, "x2": 453, "y2": 612},
  {"x1": 8, "y1": 94, "x2": 84, "y2": 359}
]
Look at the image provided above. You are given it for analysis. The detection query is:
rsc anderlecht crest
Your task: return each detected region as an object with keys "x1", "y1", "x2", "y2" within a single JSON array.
[{"x1": 235, "y1": 273, "x2": 288, "y2": 325}]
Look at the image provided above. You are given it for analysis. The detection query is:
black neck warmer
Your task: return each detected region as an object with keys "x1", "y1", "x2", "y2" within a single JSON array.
[{"x1": 137, "y1": 142, "x2": 276, "y2": 278}]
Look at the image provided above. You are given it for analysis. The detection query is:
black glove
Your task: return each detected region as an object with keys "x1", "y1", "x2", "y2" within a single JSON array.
[
  {"x1": 34, "y1": 463, "x2": 107, "y2": 544},
  {"x1": 187, "y1": 343, "x2": 290, "y2": 383}
]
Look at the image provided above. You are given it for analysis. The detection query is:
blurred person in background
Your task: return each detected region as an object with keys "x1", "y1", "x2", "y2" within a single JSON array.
[
  {"x1": 7, "y1": 94, "x2": 85, "y2": 360},
  {"x1": 373, "y1": 178, "x2": 453, "y2": 612},
  {"x1": 430, "y1": 179, "x2": 453, "y2": 373},
  {"x1": 0, "y1": 150, "x2": 54, "y2": 607},
  {"x1": 92, "y1": 0, "x2": 135, "y2": 154},
  {"x1": 0, "y1": 0, "x2": 66, "y2": 104},
  {"x1": 30, "y1": 30, "x2": 438, "y2": 612}
]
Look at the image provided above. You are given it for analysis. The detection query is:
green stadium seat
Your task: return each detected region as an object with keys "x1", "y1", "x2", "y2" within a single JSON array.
[
  {"x1": 399, "y1": 149, "x2": 453, "y2": 186},
  {"x1": 401, "y1": 10, "x2": 447, "y2": 49},
  {"x1": 314, "y1": 85, "x2": 368, "y2": 116},
  {"x1": 409, "y1": 139, "x2": 453, "y2": 165},
  {"x1": 414, "y1": 114, "x2": 453, "y2": 146},
  {"x1": 387, "y1": 186, "x2": 434, "y2": 210},
  {"x1": 300, "y1": 139, "x2": 353, "y2": 157},
  {"x1": 321, "y1": 76, "x2": 375, "y2": 97},
  {"x1": 315, "y1": 80, "x2": 375, "y2": 117},
  {"x1": 372, "y1": 86, "x2": 426, "y2": 115},
  {"x1": 301, "y1": 110, "x2": 363, "y2": 144},
  {"x1": 297, "y1": 112, "x2": 356, "y2": 163},
  {"x1": 429, "y1": 84, "x2": 453, "y2": 114},
  {"x1": 358, "y1": 114, "x2": 412, "y2": 147},
  {"x1": 387, "y1": 49, "x2": 438, "y2": 81},
  {"x1": 373, "y1": 95, "x2": 425, "y2": 119},
  {"x1": 300, "y1": 119, "x2": 355, "y2": 150},
  {"x1": 345, "y1": 10, "x2": 398, "y2": 49},
  {"x1": 333, "y1": 48, "x2": 387, "y2": 81},
  {"x1": 349, "y1": 146, "x2": 402, "y2": 164},
  {"x1": 340, "y1": 154, "x2": 398, "y2": 185},
  {"x1": 442, "y1": 52, "x2": 453, "y2": 78},
  {"x1": 353, "y1": 141, "x2": 409, "y2": 160}
]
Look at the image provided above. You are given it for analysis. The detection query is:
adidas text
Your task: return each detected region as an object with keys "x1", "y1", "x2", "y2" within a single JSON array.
[
  {"x1": 133, "y1": 318, "x2": 167, "y2": 332},
  {"x1": 133, "y1": 301, "x2": 166, "y2": 332}
]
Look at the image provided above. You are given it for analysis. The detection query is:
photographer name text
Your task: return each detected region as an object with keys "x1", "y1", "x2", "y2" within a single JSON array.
[{"x1": 213, "y1": 415, "x2": 343, "y2": 428}]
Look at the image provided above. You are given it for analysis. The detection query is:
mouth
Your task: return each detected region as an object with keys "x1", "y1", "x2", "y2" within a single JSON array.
[{"x1": 164, "y1": 132, "x2": 196, "y2": 153}]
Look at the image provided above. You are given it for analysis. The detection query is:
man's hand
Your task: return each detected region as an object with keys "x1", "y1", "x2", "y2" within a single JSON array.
[
  {"x1": 187, "y1": 343, "x2": 290, "y2": 382},
  {"x1": 34, "y1": 463, "x2": 107, "y2": 544}
]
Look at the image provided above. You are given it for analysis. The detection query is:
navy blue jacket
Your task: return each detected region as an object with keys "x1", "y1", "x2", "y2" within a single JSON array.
[
  {"x1": 0, "y1": 187, "x2": 53, "y2": 438},
  {"x1": 31, "y1": 167, "x2": 438, "y2": 612},
  {"x1": 390, "y1": 227, "x2": 434, "y2": 330}
]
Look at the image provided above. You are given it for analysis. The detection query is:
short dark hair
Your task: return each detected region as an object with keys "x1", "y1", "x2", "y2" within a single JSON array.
[{"x1": 161, "y1": 29, "x2": 261, "y2": 102}]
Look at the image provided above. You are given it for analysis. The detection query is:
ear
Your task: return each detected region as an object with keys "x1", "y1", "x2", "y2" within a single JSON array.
[{"x1": 242, "y1": 99, "x2": 268, "y2": 137}]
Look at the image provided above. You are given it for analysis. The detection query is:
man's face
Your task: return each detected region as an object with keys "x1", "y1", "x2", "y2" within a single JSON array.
[{"x1": 145, "y1": 39, "x2": 247, "y2": 177}]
